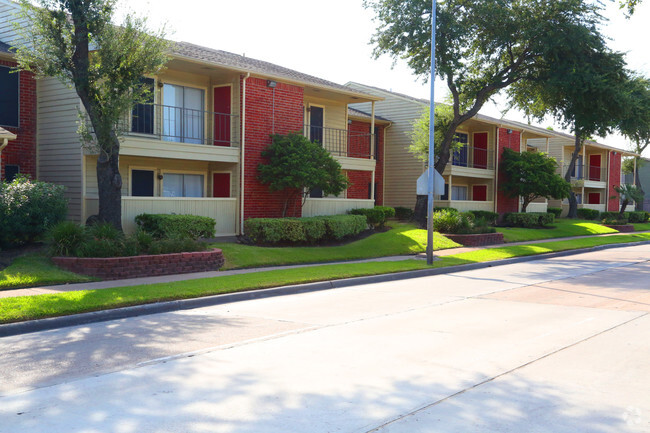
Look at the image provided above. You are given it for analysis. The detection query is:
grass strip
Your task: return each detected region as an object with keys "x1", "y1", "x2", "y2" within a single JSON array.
[
  {"x1": 0, "y1": 254, "x2": 95, "y2": 291},
  {"x1": 212, "y1": 222, "x2": 459, "y2": 269},
  {"x1": 496, "y1": 219, "x2": 617, "y2": 243},
  {"x1": 2, "y1": 232, "x2": 649, "y2": 324}
]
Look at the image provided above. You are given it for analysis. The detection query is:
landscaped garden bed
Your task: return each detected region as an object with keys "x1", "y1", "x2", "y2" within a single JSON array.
[{"x1": 603, "y1": 224, "x2": 635, "y2": 233}]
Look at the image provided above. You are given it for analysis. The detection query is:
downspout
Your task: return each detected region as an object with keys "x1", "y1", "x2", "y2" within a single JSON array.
[
  {"x1": 0, "y1": 139, "x2": 8, "y2": 179},
  {"x1": 494, "y1": 126, "x2": 500, "y2": 213},
  {"x1": 239, "y1": 73, "x2": 250, "y2": 235},
  {"x1": 606, "y1": 151, "x2": 611, "y2": 212}
]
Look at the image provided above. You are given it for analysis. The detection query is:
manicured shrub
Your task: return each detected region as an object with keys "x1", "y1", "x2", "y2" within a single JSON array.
[
  {"x1": 628, "y1": 211, "x2": 649, "y2": 223},
  {"x1": 350, "y1": 207, "x2": 386, "y2": 228},
  {"x1": 433, "y1": 210, "x2": 495, "y2": 234},
  {"x1": 147, "y1": 237, "x2": 208, "y2": 255},
  {"x1": 135, "y1": 214, "x2": 216, "y2": 240},
  {"x1": 375, "y1": 206, "x2": 396, "y2": 219},
  {"x1": 601, "y1": 211, "x2": 629, "y2": 223},
  {"x1": 576, "y1": 208, "x2": 600, "y2": 220},
  {"x1": 244, "y1": 215, "x2": 366, "y2": 245},
  {"x1": 0, "y1": 176, "x2": 68, "y2": 248},
  {"x1": 394, "y1": 207, "x2": 414, "y2": 221},
  {"x1": 434, "y1": 206, "x2": 458, "y2": 213},
  {"x1": 505, "y1": 212, "x2": 555, "y2": 228},
  {"x1": 547, "y1": 207, "x2": 562, "y2": 218},
  {"x1": 48, "y1": 221, "x2": 87, "y2": 257},
  {"x1": 466, "y1": 210, "x2": 499, "y2": 225}
]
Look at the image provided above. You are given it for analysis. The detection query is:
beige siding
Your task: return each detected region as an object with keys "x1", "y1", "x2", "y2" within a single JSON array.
[
  {"x1": 348, "y1": 84, "x2": 425, "y2": 209},
  {"x1": 302, "y1": 198, "x2": 374, "y2": 217},
  {"x1": 37, "y1": 78, "x2": 84, "y2": 221},
  {"x1": 305, "y1": 96, "x2": 347, "y2": 131}
]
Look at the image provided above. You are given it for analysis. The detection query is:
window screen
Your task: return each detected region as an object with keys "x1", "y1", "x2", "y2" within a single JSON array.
[{"x1": 0, "y1": 67, "x2": 19, "y2": 127}]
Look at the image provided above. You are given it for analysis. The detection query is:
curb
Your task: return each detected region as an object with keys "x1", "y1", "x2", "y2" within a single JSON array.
[{"x1": 1, "y1": 239, "x2": 649, "y2": 338}]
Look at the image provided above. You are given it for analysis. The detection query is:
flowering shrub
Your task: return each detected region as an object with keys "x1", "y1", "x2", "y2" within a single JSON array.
[{"x1": 0, "y1": 176, "x2": 68, "y2": 248}]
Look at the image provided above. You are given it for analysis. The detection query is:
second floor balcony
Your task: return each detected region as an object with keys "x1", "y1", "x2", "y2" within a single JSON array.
[
  {"x1": 562, "y1": 164, "x2": 607, "y2": 183},
  {"x1": 450, "y1": 145, "x2": 494, "y2": 170},
  {"x1": 303, "y1": 125, "x2": 375, "y2": 160},
  {"x1": 128, "y1": 103, "x2": 240, "y2": 147}
]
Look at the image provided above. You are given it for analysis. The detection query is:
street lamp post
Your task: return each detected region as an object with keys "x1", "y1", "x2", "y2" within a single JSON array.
[{"x1": 426, "y1": 0, "x2": 437, "y2": 265}]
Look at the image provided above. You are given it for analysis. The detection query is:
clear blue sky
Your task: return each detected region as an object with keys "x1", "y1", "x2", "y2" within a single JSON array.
[{"x1": 118, "y1": 0, "x2": 650, "y2": 155}]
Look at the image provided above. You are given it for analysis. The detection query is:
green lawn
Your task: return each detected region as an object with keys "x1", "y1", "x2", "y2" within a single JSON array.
[
  {"x1": 0, "y1": 254, "x2": 95, "y2": 291},
  {"x1": 496, "y1": 219, "x2": 618, "y2": 243},
  {"x1": 2, "y1": 232, "x2": 649, "y2": 324},
  {"x1": 633, "y1": 223, "x2": 650, "y2": 231},
  {"x1": 212, "y1": 222, "x2": 460, "y2": 269}
]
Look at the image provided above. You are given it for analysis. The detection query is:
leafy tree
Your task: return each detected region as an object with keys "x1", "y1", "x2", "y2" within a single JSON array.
[
  {"x1": 364, "y1": 0, "x2": 602, "y2": 176},
  {"x1": 620, "y1": 0, "x2": 642, "y2": 15},
  {"x1": 499, "y1": 148, "x2": 571, "y2": 212},
  {"x1": 13, "y1": 0, "x2": 169, "y2": 230},
  {"x1": 408, "y1": 103, "x2": 464, "y2": 162},
  {"x1": 258, "y1": 133, "x2": 350, "y2": 217},
  {"x1": 614, "y1": 184, "x2": 644, "y2": 218},
  {"x1": 506, "y1": 23, "x2": 629, "y2": 218}
]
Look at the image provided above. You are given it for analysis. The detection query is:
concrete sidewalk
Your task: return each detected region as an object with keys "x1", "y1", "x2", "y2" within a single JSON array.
[{"x1": 1, "y1": 230, "x2": 648, "y2": 300}]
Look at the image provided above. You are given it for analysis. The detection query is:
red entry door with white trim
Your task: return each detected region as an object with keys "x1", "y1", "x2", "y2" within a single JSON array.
[
  {"x1": 473, "y1": 132, "x2": 488, "y2": 169},
  {"x1": 589, "y1": 154, "x2": 601, "y2": 181},
  {"x1": 472, "y1": 185, "x2": 487, "y2": 201},
  {"x1": 213, "y1": 86, "x2": 231, "y2": 146},
  {"x1": 213, "y1": 173, "x2": 231, "y2": 198}
]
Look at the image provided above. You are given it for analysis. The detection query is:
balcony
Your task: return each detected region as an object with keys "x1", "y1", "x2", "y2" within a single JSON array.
[
  {"x1": 303, "y1": 125, "x2": 374, "y2": 160},
  {"x1": 129, "y1": 103, "x2": 240, "y2": 147},
  {"x1": 451, "y1": 145, "x2": 494, "y2": 170},
  {"x1": 562, "y1": 164, "x2": 607, "y2": 186}
]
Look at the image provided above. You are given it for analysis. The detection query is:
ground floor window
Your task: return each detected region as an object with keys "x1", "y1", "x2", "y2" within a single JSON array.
[
  {"x1": 451, "y1": 185, "x2": 468, "y2": 201},
  {"x1": 163, "y1": 173, "x2": 204, "y2": 197},
  {"x1": 3, "y1": 164, "x2": 19, "y2": 182},
  {"x1": 131, "y1": 169, "x2": 155, "y2": 197}
]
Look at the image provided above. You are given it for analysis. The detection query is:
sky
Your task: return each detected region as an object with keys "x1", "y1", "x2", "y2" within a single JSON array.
[{"x1": 117, "y1": 0, "x2": 650, "y2": 155}]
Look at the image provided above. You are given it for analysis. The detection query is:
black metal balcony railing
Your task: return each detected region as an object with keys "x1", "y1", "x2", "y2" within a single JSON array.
[
  {"x1": 563, "y1": 164, "x2": 607, "y2": 182},
  {"x1": 451, "y1": 145, "x2": 494, "y2": 170},
  {"x1": 129, "y1": 103, "x2": 240, "y2": 147},
  {"x1": 303, "y1": 125, "x2": 374, "y2": 159}
]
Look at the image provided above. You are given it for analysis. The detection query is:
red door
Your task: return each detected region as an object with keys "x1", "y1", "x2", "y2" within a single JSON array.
[
  {"x1": 588, "y1": 192, "x2": 600, "y2": 205},
  {"x1": 473, "y1": 132, "x2": 488, "y2": 169},
  {"x1": 213, "y1": 173, "x2": 231, "y2": 198},
  {"x1": 472, "y1": 185, "x2": 487, "y2": 201},
  {"x1": 213, "y1": 86, "x2": 231, "y2": 146},
  {"x1": 589, "y1": 154, "x2": 601, "y2": 181}
]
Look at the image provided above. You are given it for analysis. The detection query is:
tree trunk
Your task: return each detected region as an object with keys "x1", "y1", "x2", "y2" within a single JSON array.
[
  {"x1": 414, "y1": 195, "x2": 428, "y2": 228},
  {"x1": 619, "y1": 198, "x2": 629, "y2": 219},
  {"x1": 564, "y1": 133, "x2": 584, "y2": 219},
  {"x1": 96, "y1": 148, "x2": 123, "y2": 230},
  {"x1": 521, "y1": 198, "x2": 530, "y2": 213},
  {"x1": 635, "y1": 165, "x2": 645, "y2": 211}
]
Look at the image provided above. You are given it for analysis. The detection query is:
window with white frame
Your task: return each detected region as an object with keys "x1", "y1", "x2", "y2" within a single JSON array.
[
  {"x1": 162, "y1": 84, "x2": 205, "y2": 144},
  {"x1": 451, "y1": 185, "x2": 468, "y2": 201},
  {"x1": 163, "y1": 173, "x2": 204, "y2": 197}
]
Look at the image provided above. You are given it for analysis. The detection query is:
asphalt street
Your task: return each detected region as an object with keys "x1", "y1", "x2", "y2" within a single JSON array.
[{"x1": 0, "y1": 244, "x2": 648, "y2": 432}]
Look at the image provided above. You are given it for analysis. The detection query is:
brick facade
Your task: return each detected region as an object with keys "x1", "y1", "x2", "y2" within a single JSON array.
[
  {"x1": 608, "y1": 151, "x2": 622, "y2": 212},
  {"x1": 0, "y1": 60, "x2": 36, "y2": 181},
  {"x1": 347, "y1": 120, "x2": 385, "y2": 205},
  {"x1": 496, "y1": 127, "x2": 521, "y2": 214},
  {"x1": 346, "y1": 169, "x2": 372, "y2": 199},
  {"x1": 242, "y1": 76, "x2": 304, "y2": 219}
]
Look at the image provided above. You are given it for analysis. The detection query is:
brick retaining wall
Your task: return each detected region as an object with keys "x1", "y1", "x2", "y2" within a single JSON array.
[
  {"x1": 603, "y1": 224, "x2": 634, "y2": 233},
  {"x1": 52, "y1": 249, "x2": 225, "y2": 280},
  {"x1": 444, "y1": 232, "x2": 505, "y2": 247}
]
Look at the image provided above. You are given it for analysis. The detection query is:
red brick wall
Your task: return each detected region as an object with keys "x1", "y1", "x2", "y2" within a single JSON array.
[
  {"x1": 608, "y1": 151, "x2": 622, "y2": 212},
  {"x1": 346, "y1": 170, "x2": 372, "y2": 199},
  {"x1": 242, "y1": 76, "x2": 304, "y2": 219},
  {"x1": 347, "y1": 121, "x2": 384, "y2": 205},
  {"x1": 496, "y1": 127, "x2": 521, "y2": 214},
  {"x1": 0, "y1": 60, "x2": 36, "y2": 181}
]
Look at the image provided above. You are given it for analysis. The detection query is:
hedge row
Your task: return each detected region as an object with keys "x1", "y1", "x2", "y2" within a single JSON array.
[
  {"x1": 505, "y1": 212, "x2": 555, "y2": 228},
  {"x1": 244, "y1": 215, "x2": 367, "y2": 245},
  {"x1": 135, "y1": 214, "x2": 216, "y2": 240},
  {"x1": 349, "y1": 206, "x2": 395, "y2": 228},
  {"x1": 600, "y1": 211, "x2": 649, "y2": 224}
]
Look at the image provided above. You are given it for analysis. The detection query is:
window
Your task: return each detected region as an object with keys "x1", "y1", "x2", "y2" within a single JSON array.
[
  {"x1": 451, "y1": 185, "x2": 468, "y2": 201},
  {"x1": 571, "y1": 156, "x2": 583, "y2": 179},
  {"x1": 131, "y1": 169, "x2": 154, "y2": 197},
  {"x1": 3, "y1": 164, "x2": 19, "y2": 182},
  {"x1": 163, "y1": 84, "x2": 205, "y2": 144},
  {"x1": 163, "y1": 173, "x2": 204, "y2": 197},
  {"x1": 131, "y1": 78, "x2": 155, "y2": 134},
  {"x1": 452, "y1": 133, "x2": 468, "y2": 167},
  {"x1": 0, "y1": 66, "x2": 19, "y2": 127}
]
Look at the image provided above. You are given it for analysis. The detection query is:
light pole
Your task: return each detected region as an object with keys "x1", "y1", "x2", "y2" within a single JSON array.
[{"x1": 426, "y1": 0, "x2": 437, "y2": 265}]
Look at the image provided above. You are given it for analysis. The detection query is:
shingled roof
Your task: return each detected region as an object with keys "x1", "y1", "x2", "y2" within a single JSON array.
[
  {"x1": 348, "y1": 107, "x2": 391, "y2": 123},
  {"x1": 172, "y1": 42, "x2": 378, "y2": 99},
  {"x1": 0, "y1": 40, "x2": 12, "y2": 54}
]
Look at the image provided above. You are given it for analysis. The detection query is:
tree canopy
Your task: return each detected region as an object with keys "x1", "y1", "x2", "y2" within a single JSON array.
[
  {"x1": 500, "y1": 148, "x2": 571, "y2": 212},
  {"x1": 258, "y1": 133, "x2": 350, "y2": 217},
  {"x1": 14, "y1": 0, "x2": 169, "y2": 230},
  {"x1": 364, "y1": 0, "x2": 604, "y2": 176}
]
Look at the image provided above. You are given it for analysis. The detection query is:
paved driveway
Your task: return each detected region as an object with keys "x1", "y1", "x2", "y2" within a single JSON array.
[{"x1": 1, "y1": 244, "x2": 648, "y2": 432}]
